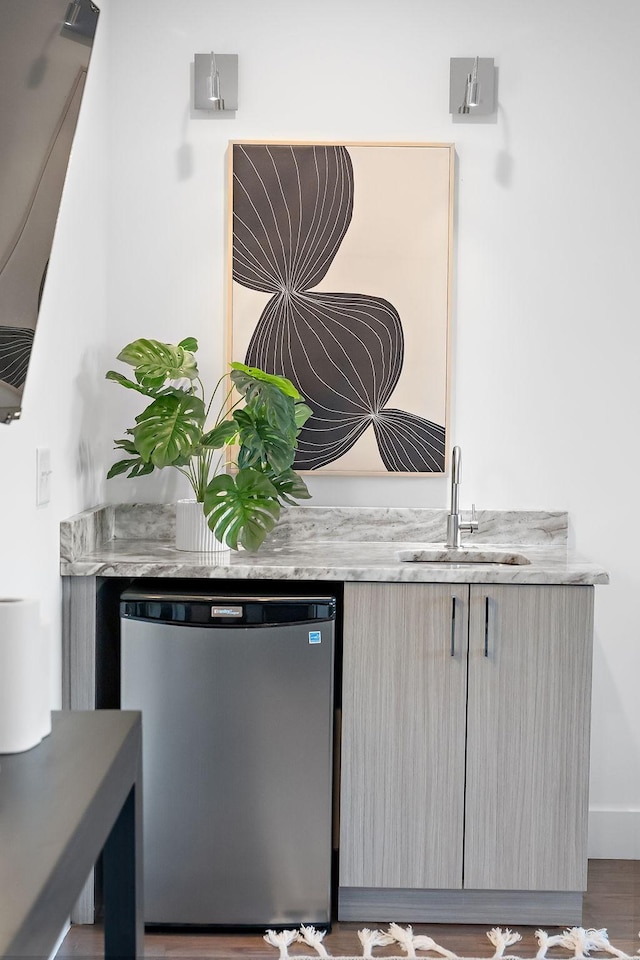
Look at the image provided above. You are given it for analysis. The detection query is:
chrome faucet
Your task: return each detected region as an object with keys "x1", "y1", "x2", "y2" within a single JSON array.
[{"x1": 446, "y1": 445, "x2": 478, "y2": 548}]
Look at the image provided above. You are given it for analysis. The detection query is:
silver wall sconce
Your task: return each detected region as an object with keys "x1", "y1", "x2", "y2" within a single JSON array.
[
  {"x1": 449, "y1": 57, "x2": 495, "y2": 118},
  {"x1": 194, "y1": 52, "x2": 238, "y2": 112},
  {"x1": 62, "y1": 0, "x2": 99, "y2": 38}
]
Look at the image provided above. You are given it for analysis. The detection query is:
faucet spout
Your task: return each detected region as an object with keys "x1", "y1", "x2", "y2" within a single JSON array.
[
  {"x1": 451, "y1": 445, "x2": 461, "y2": 484},
  {"x1": 450, "y1": 445, "x2": 461, "y2": 517},
  {"x1": 446, "y1": 445, "x2": 478, "y2": 548}
]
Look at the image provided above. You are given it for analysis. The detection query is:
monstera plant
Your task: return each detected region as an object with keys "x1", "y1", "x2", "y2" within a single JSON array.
[{"x1": 106, "y1": 337, "x2": 312, "y2": 551}]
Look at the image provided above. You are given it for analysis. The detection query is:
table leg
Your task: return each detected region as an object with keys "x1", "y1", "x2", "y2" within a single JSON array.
[{"x1": 102, "y1": 782, "x2": 143, "y2": 958}]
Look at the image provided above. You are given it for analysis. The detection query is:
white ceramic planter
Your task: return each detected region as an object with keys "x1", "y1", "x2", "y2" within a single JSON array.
[{"x1": 175, "y1": 499, "x2": 230, "y2": 556}]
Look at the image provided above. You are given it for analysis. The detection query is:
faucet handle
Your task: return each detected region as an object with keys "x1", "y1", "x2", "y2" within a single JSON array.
[{"x1": 457, "y1": 504, "x2": 479, "y2": 538}]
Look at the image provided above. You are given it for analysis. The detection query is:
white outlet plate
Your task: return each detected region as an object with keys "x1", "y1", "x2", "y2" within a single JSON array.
[{"x1": 36, "y1": 447, "x2": 51, "y2": 506}]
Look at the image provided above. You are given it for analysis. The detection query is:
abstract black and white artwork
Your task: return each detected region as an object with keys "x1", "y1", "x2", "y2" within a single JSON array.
[{"x1": 229, "y1": 141, "x2": 453, "y2": 474}]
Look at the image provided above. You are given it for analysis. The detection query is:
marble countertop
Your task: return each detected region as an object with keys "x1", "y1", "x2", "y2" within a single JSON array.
[{"x1": 60, "y1": 505, "x2": 609, "y2": 585}]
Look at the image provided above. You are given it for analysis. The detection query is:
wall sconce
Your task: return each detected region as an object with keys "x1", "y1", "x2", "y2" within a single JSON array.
[
  {"x1": 194, "y1": 52, "x2": 238, "y2": 112},
  {"x1": 62, "y1": 0, "x2": 99, "y2": 39},
  {"x1": 449, "y1": 57, "x2": 495, "y2": 118}
]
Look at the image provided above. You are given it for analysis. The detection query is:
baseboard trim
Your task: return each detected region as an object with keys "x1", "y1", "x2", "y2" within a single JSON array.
[
  {"x1": 338, "y1": 888, "x2": 583, "y2": 925},
  {"x1": 588, "y1": 808, "x2": 640, "y2": 859}
]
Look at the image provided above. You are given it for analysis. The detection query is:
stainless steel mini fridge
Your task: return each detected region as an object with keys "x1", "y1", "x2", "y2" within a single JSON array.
[{"x1": 120, "y1": 589, "x2": 336, "y2": 927}]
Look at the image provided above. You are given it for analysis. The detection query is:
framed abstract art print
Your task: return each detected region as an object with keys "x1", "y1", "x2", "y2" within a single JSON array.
[{"x1": 228, "y1": 140, "x2": 454, "y2": 475}]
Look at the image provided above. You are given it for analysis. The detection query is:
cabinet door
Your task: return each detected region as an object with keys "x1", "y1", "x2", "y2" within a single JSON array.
[
  {"x1": 340, "y1": 582, "x2": 468, "y2": 889},
  {"x1": 464, "y1": 584, "x2": 594, "y2": 891}
]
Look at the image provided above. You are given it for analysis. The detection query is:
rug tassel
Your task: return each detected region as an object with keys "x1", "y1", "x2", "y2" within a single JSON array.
[
  {"x1": 560, "y1": 926, "x2": 600, "y2": 958},
  {"x1": 263, "y1": 928, "x2": 298, "y2": 959},
  {"x1": 582, "y1": 926, "x2": 632, "y2": 959},
  {"x1": 358, "y1": 927, "x2": 395, "y2": 958},
  {"x1": 558, "y1": 926, "x2": 634, "y2": 960},
  {"x1": 412, "y1": 934, "x2": 459, "y2": 958},
  {"x1": 299, "y1": 924, "x2": 332, "y2": 957},
  {"x1": 535, "y1": 928, "x2": 566, "y2": 958},
  {"x1": 387, "y1": 922, "x2": 420, "y2": 957},
  {"x1": 382, "y1": 923, "x2": 462, "y2": 958},
  {"x1": 487, "y1": 926, "x2": 523, "y2": 958}
]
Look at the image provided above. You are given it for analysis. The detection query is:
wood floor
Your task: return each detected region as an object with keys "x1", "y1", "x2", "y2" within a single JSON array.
[{"x1": 57, "y1": 860, "x2": 640, "y2": 959}]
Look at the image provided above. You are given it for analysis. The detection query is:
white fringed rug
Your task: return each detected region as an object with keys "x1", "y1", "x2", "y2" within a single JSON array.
[{"x1": 263, "y1": 924, "x2": 640, "y2": 960}]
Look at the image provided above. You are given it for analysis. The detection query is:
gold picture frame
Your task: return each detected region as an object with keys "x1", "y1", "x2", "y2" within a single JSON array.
[{"x1": 228, "y1": 140, "x2": 454, "y2": 475}]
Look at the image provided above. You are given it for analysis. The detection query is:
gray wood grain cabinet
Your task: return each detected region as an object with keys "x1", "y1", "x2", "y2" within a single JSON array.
[{"x1": 339, "y1": 581, "x2": 594, "y2": 925}]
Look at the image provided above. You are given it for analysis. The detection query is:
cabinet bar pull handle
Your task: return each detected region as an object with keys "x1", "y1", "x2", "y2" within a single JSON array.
[
  {"x1": 484, "y1": 596, "x2": 490, "y2": 657},
  {"x1": 451, "y1": 596, "x2": 456, "y2": 657}
]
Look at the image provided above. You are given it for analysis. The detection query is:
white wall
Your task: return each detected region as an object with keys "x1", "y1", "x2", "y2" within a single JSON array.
[
  {"x1": 0, "y1": 2, "x2": 110, "y2": 708},
  {"x1": 102, "y1": 0, "x2": 640, "y2": 856},
  {"x1": 2, "y1": 0, "x2": 637, "y2": 857}
]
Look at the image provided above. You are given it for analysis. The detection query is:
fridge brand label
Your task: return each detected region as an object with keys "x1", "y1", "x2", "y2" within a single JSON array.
[
  {"x1": 211, "y1": 606, "x2": 243, "y2": 617},
  {"x1": 308, "y1": 631, "x2": 322, "y2": 644}
]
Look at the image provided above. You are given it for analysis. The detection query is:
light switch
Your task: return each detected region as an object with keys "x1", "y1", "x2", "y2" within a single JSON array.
[{"x1": 36, "y1": 447, "x2": 51, "y2": 506}]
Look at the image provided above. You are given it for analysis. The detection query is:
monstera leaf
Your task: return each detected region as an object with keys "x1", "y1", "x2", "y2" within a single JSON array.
[
  {"x1": 200, "y1": 420, "x2": 239, "y2": 449},
  {"x1": 131, "y1": 393, "x2": 206, "y2": 467},
  {"x1": 203, "y1": 469, "x2": 281, "y2": 552},
  {"x1": 234, "y1": 407, "x2": 297, "y2": 475},
  {"x1": 266, "y1": 468, "x2": 311, "y2": 506},
  {"x1": 230, "y1": 362, "x2": 302, "y2": 400},
  {"x1": 230, "y1": 363, "x2": 305, "y2": 442},
  {"x1": 106, "y1": 435, "x2": 156, "y2": 479},
  {"x1": 116, "y1": 337, "x2": 199, "y2": 389}
]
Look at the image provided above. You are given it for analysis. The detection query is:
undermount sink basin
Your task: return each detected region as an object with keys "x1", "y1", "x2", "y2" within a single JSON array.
[{"x1": 397, "y1": 546, "x2": 531, "y2": 565}]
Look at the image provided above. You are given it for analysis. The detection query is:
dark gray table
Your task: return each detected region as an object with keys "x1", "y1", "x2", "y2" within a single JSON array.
[{"x1": 0, "y1": 710, "x2": 143, "y2": 959}]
